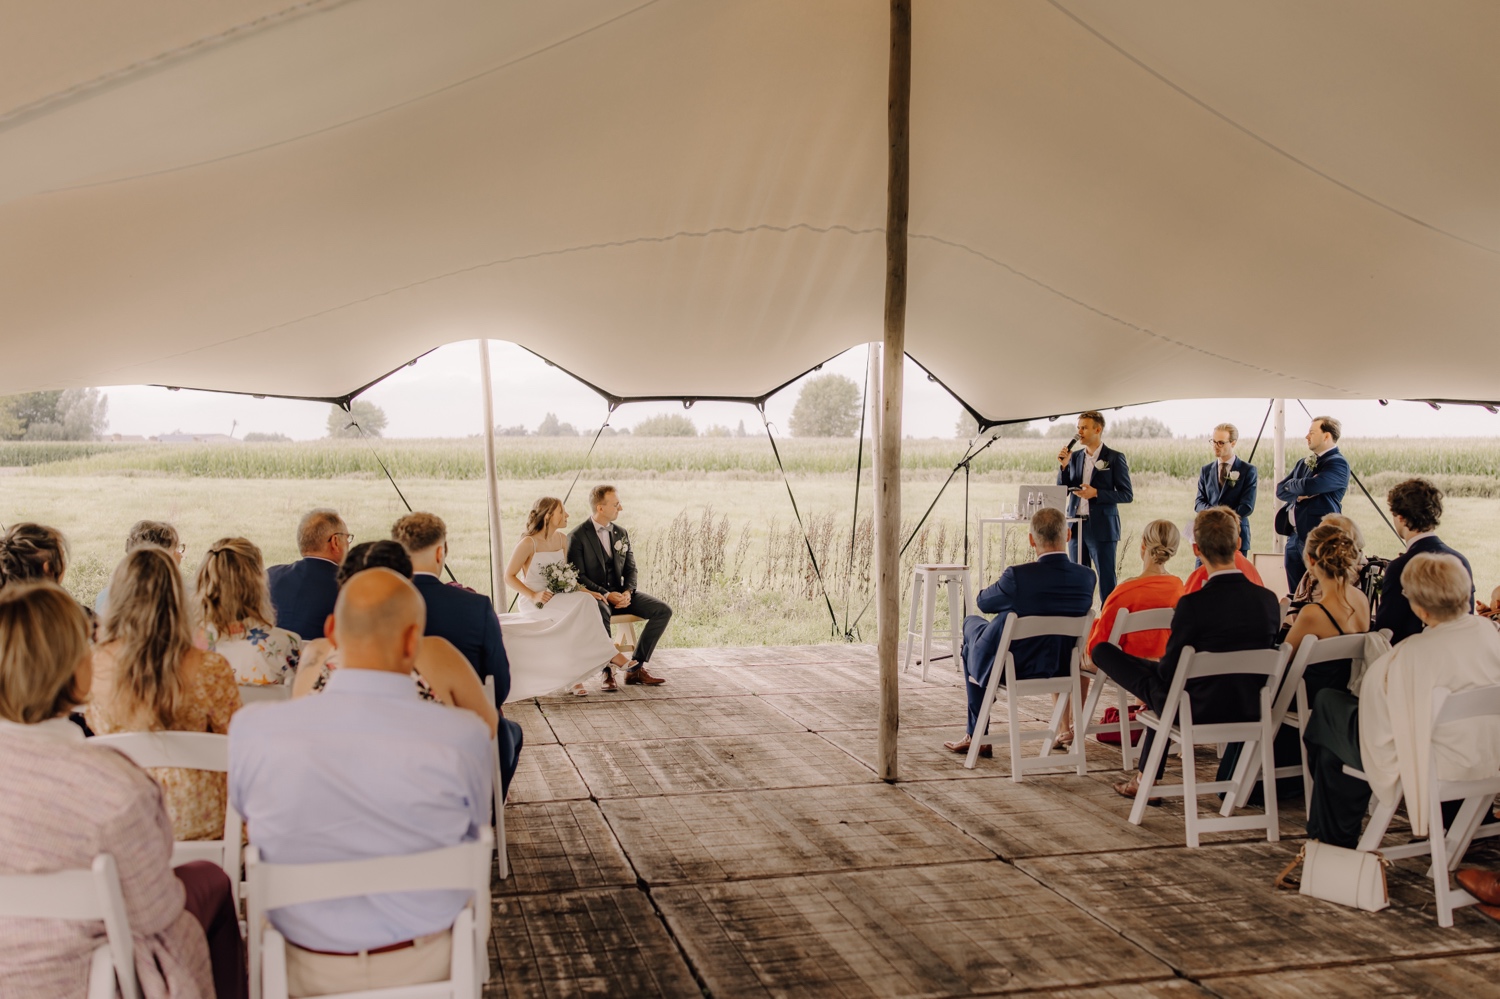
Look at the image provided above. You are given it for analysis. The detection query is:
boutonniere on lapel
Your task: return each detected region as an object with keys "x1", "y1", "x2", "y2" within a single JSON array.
[
  {"x1": 1303, "y1": 454, "x2": 1318, "y2": 472},
  {"x1": 1094, "y1": 460, "x2": 1109, "y2": 471},
  {"x1": 1227, "y1": 471, "x2": 1240, "y2": 485},
  {"x1": 614, "y1": 539, "x2": 629, "y2": 555}
]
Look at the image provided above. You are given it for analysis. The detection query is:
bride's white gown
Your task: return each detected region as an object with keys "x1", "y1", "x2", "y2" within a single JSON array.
[{"x1": 499, "y1": 548, "x2": 619, "y2": 702}]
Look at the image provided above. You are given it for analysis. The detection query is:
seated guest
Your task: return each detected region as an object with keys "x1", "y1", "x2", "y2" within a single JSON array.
[
  {"x1": 195, "y1": 537, "x2": 302, "y2": 686},
  {"x1": 1282, "y1": 513, "x2": 1364, "y2": 625},
  {"x1": 0, "y1": 522, "x2": 68, "y2": 589},
  {"x1": 87, "y1": 548, "x2": 242, "y2": 841},
  {"x1": 0, "y1": 581, "x2": 244, "y2": 999},
  {"x1": 1069, "y1": 519, "x2": 1185, "y2": 746},
  {"x1": 293, "y1": 541, "x2": 499, "y2": 738},
  {"x1": 1094, "y1": 507, "x2": 1280, "y2": 799},
  {"x1": 1305, "y1": 553, "x2": 1500, "y2": 847},
  {"x1": 96, "y1": 519, "x2": 182, "y2": 615},
  {"x1": 1284, "y1": 523, "x2": 1370, "y2": 701},
  {"x1": 1477, "y1": 584, "x2": 1500, "y2": 631},
  {"x1": 1374, "y1": 478, "x2": 1473, "y2": 645},
  {"x1": 230, "y1": 569, "x2": 493, "y2": 997},
  {"x1": 943, "y1": 507, "x2": 1095, "y2": 757},
  {"x1": 267, "y1": 509, "x2": 352, "y2": 640}
]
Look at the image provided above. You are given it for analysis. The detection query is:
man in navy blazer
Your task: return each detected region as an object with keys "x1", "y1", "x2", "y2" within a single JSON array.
[
  {"x1": 1195, "y1": 422, "x2": 1258, "y2": 555},
  {"x1": 392, "y1": 512, "x2": 521, "y2": 793},
  {"x1": 1375, "y1": 478, "x2": 1474, "y2": 644},
  {"x1": 1056, "y1": 410, "x2": 1133, "y2": 600},
  {"x1": 267, "y1": 508, "x2": 352, "y2": 640},
  {"x1": 943, "y1": 507, "x2": 1096, "y2": 756},
  {"x1": 1275, "y1": 416, "x2": 1349, "y2": 593}
]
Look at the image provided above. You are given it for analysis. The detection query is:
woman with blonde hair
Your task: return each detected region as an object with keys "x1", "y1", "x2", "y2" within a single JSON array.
[
  {"x1": 194, "y1": 536, "x2": 301, "y2": 686},
  {"x1": 498, "y1": 496, "x2": 632, "y2": 698},
  {"x1": 87, "y1": 547, "x2": 241, "y2": 842}
]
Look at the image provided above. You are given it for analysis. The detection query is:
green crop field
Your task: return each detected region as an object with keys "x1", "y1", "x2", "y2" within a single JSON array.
[{"x1": 3, "y1": 436, "x2": 1496, "y2": 648}]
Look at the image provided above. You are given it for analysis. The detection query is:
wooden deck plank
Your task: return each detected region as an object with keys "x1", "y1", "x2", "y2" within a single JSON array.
[
  {"x1": 654, "y1": 862, "x2": 1172, "y2": 998},
  {"x1": 1003, "y1": 982, "x2": 1212, "y2": 999},
  {"x1": 567, "y1": 732, "x2": 878, "y2": 799},
  {"x1": 1018, "y1": 842, "x2": 1499, "y2": 978},
  {"x1": 544, "y1": 695, "x2": 805, "y2": 744},
  {"x1": 1205, "y1": 953, "x2": 1500, "y2": 998},
  {"x1": 821, "y1": 723, "x2": 1125, "y2": 782},
  {"x1": 506, "y1": 744, "x2": 590, "y2": 804},
  {"x1": 601, "y1": 784, "x2": 992, "y2": 884},
  {"x1": 486, "y1": 887, "x2": 700, "y2": 999},
  {"x1": 535, "y1": 664, "x2": 735, "y2": 701},
  {"x1": 713, "y1": 661, "x2": 940, "y2": 695},
  {"x1": 760, "y1": 686, "x2": 964, "y2": 732},
  {"x1": 505, "y1": 700, "x2": 557, "y2": 746},
  {"x1": 496, "y1": 801, "x2": 637, "y2": 897}
]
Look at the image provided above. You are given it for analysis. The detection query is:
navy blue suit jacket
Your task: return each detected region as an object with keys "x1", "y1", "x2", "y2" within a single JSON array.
[
  {"x1": 967, "y1": 553, "x2": 1096, "y2": 684},
  {"x1": 1275, "y1": 447, "x2": 1349, "y2": 539},
  {"x1": 1195, "y1": 456, "x2": 1258, "y2": 552},
  {"x1": 267, "y1": 557, "x2": 340, "y2": 641},
  {"x1": 412, "y1": 574, "x2": 511, "y2": 704},
  {"x1": 1057, "y1": 444, "x2": 1132, "y2": 543},
  {"x1": 1374, "y1": 535, "x2": 1474, "y2": 645}
]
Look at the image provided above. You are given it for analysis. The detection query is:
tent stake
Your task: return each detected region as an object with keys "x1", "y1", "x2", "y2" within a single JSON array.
[
  {"x1": 479, "y1": 340, "x2": 506, "y2": 605},
  {"x1": 877, "y1": 0, "x2": 911, "y2": 784}
]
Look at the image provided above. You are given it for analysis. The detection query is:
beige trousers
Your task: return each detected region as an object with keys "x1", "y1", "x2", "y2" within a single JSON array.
[{"x1": 286, "y1": 929, "x2": 452, "y2": 997}]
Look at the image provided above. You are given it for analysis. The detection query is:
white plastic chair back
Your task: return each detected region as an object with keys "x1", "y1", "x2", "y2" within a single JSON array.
[
  {"x1": 482, "y1": 675, "x2": 509, "y2": 881},
  {"x1": 90, "y1": 732, "x2": 242, "y2": 908},
  {"x1": 0, "y1": 854, "x2": 141, "y2": 999},
  {"x1": 245, "y1": 828, "x2": 493, "y2": 999},
  {"x1": 1078, "y1": 606, "x2": 1176, "y2": 769},
  {"x1": 1427, "y1": 685, "x2": 1500, "y2": 926},
  {"x1": 239, "y1": 683, "x2": 292, "y2": 704}
]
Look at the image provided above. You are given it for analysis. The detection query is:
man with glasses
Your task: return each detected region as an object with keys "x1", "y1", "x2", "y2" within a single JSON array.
[
  {"x1": 269, "y1": 508, "x2": 354, "y2": 640},
  {"x1": 1195, "y1": 423, "x2": 1258, "y2": 556}
]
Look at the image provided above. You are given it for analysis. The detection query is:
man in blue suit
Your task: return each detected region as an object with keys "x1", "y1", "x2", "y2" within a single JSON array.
[
  {"x1": 943, "y1": 507, "x2": 1096, "y2": 757},
  {"x1": 1375, "y1": 477, "x2": 1474, "y2": 644},
  {"x1": 1056, "y1": 410, "x2": 1133, "y2": 600},
  {"x1": 392, "y1": 511, "x2": 521, "y2": 795},
  {"x1": 267, "y1": 508, "x2": 352, "y2": 640},
  {"x1": 1275, "y1": 416, "x2": 1349, "y2": 594},
  {"x1": 1194, "y1": 422, "x2": 1258, "y2": 555}
]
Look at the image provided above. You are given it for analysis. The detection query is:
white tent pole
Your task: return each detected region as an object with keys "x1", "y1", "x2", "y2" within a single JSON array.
[
  {"x1": 1272, "y1": 398, "x2": 1286, "y2": 556},
  {"x1": 478, "y1": 340, "x2": 506, "y2": 604},
  {"x1": 876, "y1": 0, "x2": 911, "y2": 784}
]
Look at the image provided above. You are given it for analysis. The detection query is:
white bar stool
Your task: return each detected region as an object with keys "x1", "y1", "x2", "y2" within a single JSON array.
[{"x1": 902, "y1": 564, "x2": 972, "y2": 681}]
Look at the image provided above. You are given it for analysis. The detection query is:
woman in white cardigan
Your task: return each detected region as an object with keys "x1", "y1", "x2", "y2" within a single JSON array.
[{"x1": 1304, "y1": 553, "x2": 1500, "y2": 847}]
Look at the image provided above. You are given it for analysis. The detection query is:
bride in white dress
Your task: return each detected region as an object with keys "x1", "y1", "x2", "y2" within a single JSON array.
[{"x1": 500, "y1": 496, "x2": 630, "y2": 699}]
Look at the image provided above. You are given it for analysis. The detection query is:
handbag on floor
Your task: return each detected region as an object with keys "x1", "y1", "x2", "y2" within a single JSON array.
[
  {"x1": 1094, "y1": 705, "x2": 1142, "y2": 745},
  {"x1": 1274, "y1": 840, "x2": 1390, "y2": 912}
]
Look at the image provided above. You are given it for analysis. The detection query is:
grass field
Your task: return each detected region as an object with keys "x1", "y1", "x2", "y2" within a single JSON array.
[{"x1": 3, "y1": 437, "x2": 1496, "y2": 648}]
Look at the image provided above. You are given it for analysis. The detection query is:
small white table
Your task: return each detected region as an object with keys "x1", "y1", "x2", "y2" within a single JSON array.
[{"x1": 972, "y1": 514, "x2": 1085, "y2": 612}]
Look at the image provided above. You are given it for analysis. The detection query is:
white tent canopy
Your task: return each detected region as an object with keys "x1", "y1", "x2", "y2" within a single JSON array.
[{"x1": 3, "y1": 0, "x2": 1497, "y2": 422}]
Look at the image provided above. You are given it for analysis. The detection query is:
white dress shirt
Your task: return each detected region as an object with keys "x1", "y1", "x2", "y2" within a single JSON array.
[
  {"x1": 229, "y1": 668, "x2": 492, "y2": 952},
  {"x1": 1078, "y1": 445, "x2": 1100, "y2": 517},
  {"x1": 593, "y1": 518, "x2": 612, "y2": 557}
]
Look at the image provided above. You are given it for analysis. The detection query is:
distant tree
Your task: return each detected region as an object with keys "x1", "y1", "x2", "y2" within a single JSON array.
[
  {"x1": 790, "y1": 374, "x2": 860, "y2": 437},
  {"x1": 243, "y1": 431, "x2": 292, "y2": 443},
  {"x1": 536, "y1": 412, "x2": 579, "y2": 437},
  {"x1": 735, "y1": 420, "x2": 747, "y2": 438},
  {"x1": 633, "y1": 413, "x2": 697, "y2": 437},
  {"x1": 1110, "y1": 415, "x2": 1173, "y2": 439},
  {"x1": 0, "y1": 388, "x2": 108, "y2": 440},
  {"x1": 955, "y1": 409, "x2": 980, "y2": 439},
  {"x1": 495, "y1": 424, "x2": 529, "y2": 437},
  {"x1": 327, "y1": 399, "x2": 387, "y2": 438},
  {"x1": 1046, "y1": 422, "x2": 1076, "y2": 439},
  {"x1": 994, "y1": 421, "x2": 1040, "y2": 439},
  {"x1": 57, "y1": 388, "x2": 109, "y2": 440},
  {"x1": 703, "y1": 424, "x2": 734, "y2": 438}
]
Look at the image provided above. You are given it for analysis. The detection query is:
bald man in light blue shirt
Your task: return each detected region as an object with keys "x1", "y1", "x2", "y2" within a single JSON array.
[{"x1": 230, "y1": 569, "x2": 492, "y2": 989}]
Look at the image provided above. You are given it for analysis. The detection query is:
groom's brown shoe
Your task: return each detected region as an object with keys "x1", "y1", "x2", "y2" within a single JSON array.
[
  {"x1": 624, "y1": 665, "x2": 667, "y2": 686},
  {"x1": 601, "y1": 668, "x2": 618, "y2": 693}
]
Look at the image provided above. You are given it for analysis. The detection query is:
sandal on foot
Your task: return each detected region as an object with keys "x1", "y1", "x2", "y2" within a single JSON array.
[{"x1": 1114, "y1": 779, "x2": 1162, "y2": 806}]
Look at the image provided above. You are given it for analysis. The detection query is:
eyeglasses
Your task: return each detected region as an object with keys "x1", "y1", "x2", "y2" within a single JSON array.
[
  {"x1": 334, "y1": 532, "x2": 355, "y2": 545},
  {"x1": 1210, "y1": 440, "x2": 1234, "y2": 448}
]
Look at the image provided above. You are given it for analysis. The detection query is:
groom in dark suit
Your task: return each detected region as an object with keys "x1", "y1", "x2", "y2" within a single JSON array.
[
  {"x1": 1194, "y1": 422, "x2": 1258, "y2": 555},
  {"x1": 567, "y1": 484, "x2": 671, "y2": 690},
  {"x1": 1056, "y1": 410, "x2": 1133, "y2": 600},
  {"x1": 1275, "y1": 415, "x2": 1349, "y2": 593}
]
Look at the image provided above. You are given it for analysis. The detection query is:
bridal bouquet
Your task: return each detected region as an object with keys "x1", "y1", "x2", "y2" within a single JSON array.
[{"x1": 537, "y1": 561, "x2": 582, "y2": 608}]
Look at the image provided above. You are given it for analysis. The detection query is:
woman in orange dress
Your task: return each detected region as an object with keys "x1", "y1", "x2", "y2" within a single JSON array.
[{"x1": 1062, "y1": 519, "x2": 1185, "y2": 746}]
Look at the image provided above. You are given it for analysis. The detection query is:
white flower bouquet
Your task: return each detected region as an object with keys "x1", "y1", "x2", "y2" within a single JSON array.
[{"x1": 537, "y1": 561, "x2": 581, "y2": 608}]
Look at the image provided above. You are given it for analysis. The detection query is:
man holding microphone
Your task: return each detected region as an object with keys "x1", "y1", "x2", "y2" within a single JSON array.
[{"x1": 1056, "y1": 410, "x2": 1133, "y2": 600}]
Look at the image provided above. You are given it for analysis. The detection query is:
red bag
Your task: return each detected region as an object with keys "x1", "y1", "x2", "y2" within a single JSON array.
[{"x1": 1094, "y1": 706, "x2": 1143, "y2": 745}]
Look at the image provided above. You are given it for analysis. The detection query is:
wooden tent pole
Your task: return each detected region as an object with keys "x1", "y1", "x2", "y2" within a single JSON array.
[
  {"x1": 479, "y1": 340, "x2": 506, "y2": 604},
  {"x1": 876, "y1": 0, "x2": 911, "y2": 783}
]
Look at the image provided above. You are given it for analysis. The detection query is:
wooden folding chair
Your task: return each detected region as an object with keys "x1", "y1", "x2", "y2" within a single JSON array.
[
  {"x1": 0, "y1": 854, "x2": 140, "y2": 999},
  {"x1": 965, "y1": 611, "x2": 1095, "y2": 781},
  {"x1": 1079, "y1": 606, "x2": 1174, "y2": 770}
]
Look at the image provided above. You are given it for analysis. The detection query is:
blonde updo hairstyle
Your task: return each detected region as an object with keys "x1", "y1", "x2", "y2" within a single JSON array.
[
  {"x1": 1304, "y1": 522, "x2": 1360, "y2": 583},
  {"x1": 524, "y1": 497, "x2": 565, "y2": 537},
  {"x1": 0, "y1": 523, "x2": 68, "y2": 588},
  {"x1": 195, "y1": 537, "x2": 277, "y2": 634},
  {"x1": 1319, "y1": 513, "x2": 1365, "y2": 555},
  {"x1": 100, "y1": 546, "x2": 193, "y2": 730},
  {"x1": 1141, "y1": 519, "x2": 1181, "y2": 566},
  {"x1": 0, "y1": 582, "x2": 92, "y2": 724}
]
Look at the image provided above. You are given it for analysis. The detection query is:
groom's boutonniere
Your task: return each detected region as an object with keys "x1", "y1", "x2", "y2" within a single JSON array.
[
  {"x1": 614, "y1": 538, "x2": 629, "y2": 555},
  {"x1": 1228, "y1": 470, "x2": 1240, "y2": 485},
  {"x1": 1094, "y1": 460, "x2": 1109, "y2": 471},
  {"x1": 1304, "y1": 454, "x2": 1318, "y2": 472}
]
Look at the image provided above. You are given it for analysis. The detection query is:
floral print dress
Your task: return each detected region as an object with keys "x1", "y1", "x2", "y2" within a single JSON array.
[{"x1": 203, "y1": 621, "x2": 302, "y2": 686}]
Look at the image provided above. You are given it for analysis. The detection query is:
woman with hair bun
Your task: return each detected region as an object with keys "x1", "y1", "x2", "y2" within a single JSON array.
[
  {"x1": 1285, "y1": 521, "x2": 1371, "y2": 700},
  {"x1": 0, "y1": 522, "x2": 67, "y2": 589},
  {"x1": 500, "y1": 496, "x2": 632, "y2": 698}
]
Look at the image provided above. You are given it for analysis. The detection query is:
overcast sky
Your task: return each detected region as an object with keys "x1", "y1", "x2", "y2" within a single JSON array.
[{"x1": 98, "y1": 340, "x2": 1496, "y2": 442}]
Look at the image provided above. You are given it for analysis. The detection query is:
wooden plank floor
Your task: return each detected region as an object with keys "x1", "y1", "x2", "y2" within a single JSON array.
[{"x1": 489, "y1": 644, "x2": 1500, "y2": 997}]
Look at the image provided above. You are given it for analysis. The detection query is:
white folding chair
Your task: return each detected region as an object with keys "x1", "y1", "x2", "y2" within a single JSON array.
[
  {"x1": 1130, "y1": 644, "x2": 1292, "y2": 847},
  {"x1": 1079, "y1": 607, "x2": 1174, "y2": 770},
  {"x1": 245, "y1": 827, "x2": 493, "y2": 999},
  {"x1": 90, "y1": 732, "x2": 242, "y2": 909},
  {"x1": 239, "y1": 682, "x2": 292, "y2": 704},
  {"x1": 0, "y1": 854, "x2": 141, "y2": 999},
  {"x1": 965, "y1": 611, "x2": 1095, "y2": 781},
  {"x1": 1220, "y1": 632, "x2": 1369, "y2": 820},
  {"x1": 482, "y1": 676, "x2": 509, "y2": 881}
]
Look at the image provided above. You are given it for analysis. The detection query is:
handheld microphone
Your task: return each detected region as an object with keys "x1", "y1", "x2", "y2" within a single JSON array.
[{"x1": 1065, "y1": 435, "x2": 1079, "y2": 451}]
